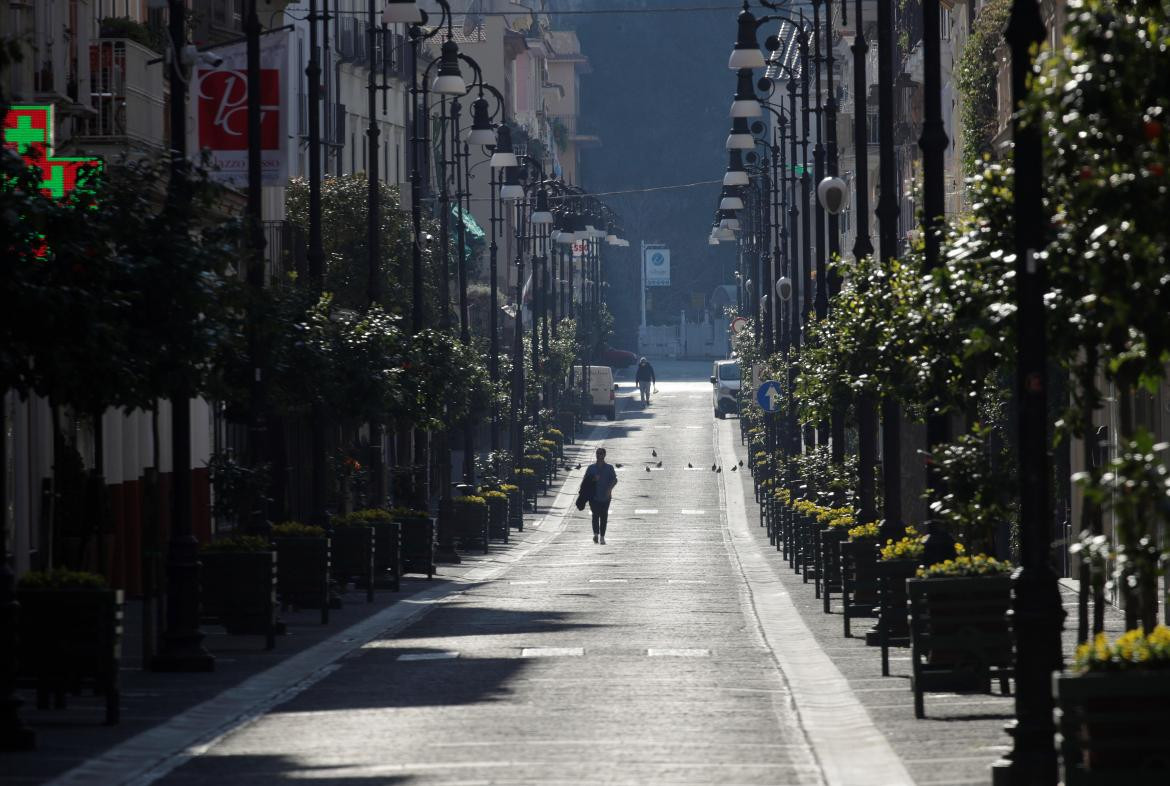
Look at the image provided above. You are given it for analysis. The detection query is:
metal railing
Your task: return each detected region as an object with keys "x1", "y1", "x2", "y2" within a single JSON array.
[{"x1": 79, "y1": 38, "x2": 165, "y2": 147}]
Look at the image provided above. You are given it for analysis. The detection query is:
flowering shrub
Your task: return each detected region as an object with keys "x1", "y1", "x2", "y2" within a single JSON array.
[
  {"x1": 482, "y1": 490, "x2": 507, "y2": 502},
  {"x1": 880, "y1": 526, "x2": 925, "y2": 562},
  {"x1": 331, "y1": 509, "x2": 393, "y2": 528},
  {"x1": 18, "y1": 568, "x2": 109, "y2": 589},
  {"x1": 202, "y1": 535, "x2": 272, "y2": 553},
  {"x1": 775, "y1": 487, "x2": 791, "y2": 505},
  {"x1": 389, "y1": 506, "x2": 429, "y2": 521},
  {"x1": 498, "y1": 484, "x2": 519, "y2": 493},
  {"x1": 1074, "y1": 626, "x2": 1170, "y2": 673},
  {"x1": 271, "y1": 522, "x2": 326, "y2": 538},
  {"x1": 454, "y1": 495, "x2": 487, "y2": 508},
  {"x1": 917, "y1": 554, "x2": 1012, "y2": 579},
  {"x1": 848, "y1": 522, "x2": 881, "y2": 540}
]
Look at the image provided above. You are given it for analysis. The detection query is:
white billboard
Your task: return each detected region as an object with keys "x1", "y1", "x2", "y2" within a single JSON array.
[{"x1": 644, "y1": 247, "x2": 670, "y2": 287}]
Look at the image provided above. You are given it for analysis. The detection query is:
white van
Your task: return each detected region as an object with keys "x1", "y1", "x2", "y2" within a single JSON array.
[
  {"x1": 710, "y1": 359, "x2": 741, "y2": 419},
  {"x1": 571, "y1": 365, "x2": 617, "y2": 421}
]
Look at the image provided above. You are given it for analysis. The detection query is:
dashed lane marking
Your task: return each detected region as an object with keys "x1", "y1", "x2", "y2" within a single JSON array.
[
  {"x1": 521, "y1": 647, "x2": 584, "y2": 658},
  {"x1": 396, "y1": 651, "x2": 459, "y2": 661},
  {"x1": 634, "y1": 509, "x2": 659, "y2": 514},
  {"x1": 647, "y1": 648, "x2": 711, "y2": 657},
  {"x1": 509, "y1": 580, "x2": 549, "y2": 585},
  {"x1": 588, "y1": 578, "x2": 629, "y2": 583},
  {"x1": 681, "y1": 509, "x2": 707, "y2": 515}
]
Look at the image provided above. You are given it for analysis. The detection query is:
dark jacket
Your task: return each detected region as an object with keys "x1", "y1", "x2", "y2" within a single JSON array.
[{"x1": 635, "y1": 362, "x2": 656, "y2": 384}]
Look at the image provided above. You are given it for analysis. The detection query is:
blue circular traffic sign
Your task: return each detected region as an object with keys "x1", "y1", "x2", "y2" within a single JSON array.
[{"x1": 756, "y1": 380, "x2": 783, "y2": 412}]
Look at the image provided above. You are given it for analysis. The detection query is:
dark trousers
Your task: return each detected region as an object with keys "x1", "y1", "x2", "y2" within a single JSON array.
[{"x1": 589, "y1": 500, "x2": 610, "y2": 537}]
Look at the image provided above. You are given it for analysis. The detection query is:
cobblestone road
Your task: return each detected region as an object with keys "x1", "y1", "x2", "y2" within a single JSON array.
[{"x1": 157, "y1": 364, "x2": 834, "y2": 785}]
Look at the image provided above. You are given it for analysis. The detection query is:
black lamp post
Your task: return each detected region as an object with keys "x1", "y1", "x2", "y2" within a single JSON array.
[
  {"x1": 989, "y1": 0, "x2": 1064, "y2": 783},
  {"x1": 848, "y1": 0, "x2": 878, "y2": 528},
  {"x1": 875, "y1": 0, "x2": 902, "y2": 534},
  {"x1": 307, "y1": 0, "x2": 328, "y2": 526},
  {"x1": 152, "y1": 0, "x2": 214, "y2": 673}
]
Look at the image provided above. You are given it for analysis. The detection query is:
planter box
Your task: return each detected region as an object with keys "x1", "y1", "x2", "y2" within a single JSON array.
[
  {"x1": 448, "y1": 504, "x2": 489, "y2": 554},
  {"x1": 1055, "y1": 670, "x2": 1170, "y2": 784},
  {"x1": 397, "y1": 517, "x2": 435, "y2": 578},
  {"x1": 519, "y1": 476, "x2": 540, "y2": 512},
  {"x1": 368, "y1": 519, "x2": 401, "y2": 591},
  {"x1": 556, "y1": 412, "x2": 576, "y2": 443},
  {"x1": 908, "y1": 575, "x2": 1013, "y2": 718},
  {"x1": 273, "y1": 536, "x2": 331, "y2": 624},
  {"x1": 16, "y1": 587, "x2": 123, "y2": 724},
  {"x1": 487, "y1": 497, "x2": 509, "y2": 542},
  {"x1": 506, "y1": 489, "x2": 523, "y2": 531},
  {"x1": 331, "y1": 526, "x2": 375, "y2": 602},
  {"x1": 819, "y1": 528, "x2": 847, "y2": 613},
  {"x1": 201, "y1": 550, "x2": 279, "y2": 649},
  {"x1": 840, "y1": 540, "x2": 880, "y2": 637},
  {"x1": 874, "y1": 558, "x2": 917, "y2": 675}
]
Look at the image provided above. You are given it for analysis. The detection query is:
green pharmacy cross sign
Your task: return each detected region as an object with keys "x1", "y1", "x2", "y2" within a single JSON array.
[{"x1": 3, "y1": 104, "x2": 103, "y2": 199}]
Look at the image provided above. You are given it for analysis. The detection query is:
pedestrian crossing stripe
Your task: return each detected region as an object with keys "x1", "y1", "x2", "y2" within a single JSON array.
[
  {"x1": 521, "y1": 647, "x2": 584, "y2": 657},
  {"x1": 397, "y1": 651, "x2": 459, "y2": 661},
  {"x1": 681, "y1": 509, "x2": 706, "y2": 515}
]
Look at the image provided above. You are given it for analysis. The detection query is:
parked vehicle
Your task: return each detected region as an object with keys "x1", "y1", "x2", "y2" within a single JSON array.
[
  {"x1": 572, "y1": 365, "x2": 618, "y2": 421},
  {"x1": 597, "y1": 346, "x2": 637, "y2": 370},
  {"x1": 710, "y1": 359, "x2": 741, "y2": 418}
]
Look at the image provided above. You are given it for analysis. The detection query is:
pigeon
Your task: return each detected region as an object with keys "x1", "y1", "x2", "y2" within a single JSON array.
[
  {"x1": 616, "y1": 463, "x2": 623, "y2": 468},
  {"x1": 687, "y1": 463, "x2": 693, "y2": 468},
  {"x1": 652, "y1": 450, "x2": 658, "y2": 457},
  {"x1": 656, "y1": 461, "x2": 662, "y2": 468},
  {"x1": 575, "y1": 464, "x2": 581, "y2": 470},
  {"x1": 645, "y1": 466, "x2": 651, "y2": 472},
  {"x1": 711, "y1": 464, "x2": 717, "y2": 471},
  {"x1": 739, "y1": 460, "x2": 744, "y2": 467},
  {"x1": 717, "y1": 466, "x2": 723, "y2": 473},
  {"x1": 731, "y1": 465, "x2": 738, "y2": 472}
]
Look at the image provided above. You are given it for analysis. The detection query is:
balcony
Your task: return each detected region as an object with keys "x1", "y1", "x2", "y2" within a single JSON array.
[{"x1": 76, "y1": 39, "x2": 165, "y2": 150}]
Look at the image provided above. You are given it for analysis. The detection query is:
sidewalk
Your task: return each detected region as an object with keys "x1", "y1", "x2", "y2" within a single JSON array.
[
  {"x1": 722, "y1": 426, "x2": 1126, "y2": 786},
  {"x1": 6, "y1": 437, "x2": 598, "y2": 785}
]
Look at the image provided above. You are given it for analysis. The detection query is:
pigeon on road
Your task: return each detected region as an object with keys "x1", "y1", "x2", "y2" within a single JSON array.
[
  {"x1": 656, "y1": 461, "x2": 662, "y2": 468},
  {"x1": 575, "y1": 464, "x2": 581, "y2": 470},
  {"x1": 616, "y1": 463, "x2": 623, "y2": 468},
  {"x1": 711, "y1": 464, "x2": 717, "y2": 471},
  {"x1": 652, "y1": 450, "x2": 658, "y2": 457},
  {"x1": 739, "y1": 460, "x2": 744, "y2": 467},
  {"x1": 731, "y1": 465, "x2": 737, "y2": 472},
  {"x1": 687, "y1": 463, "x2": 693, "y2": 468},
  {"x1": 717, "y1": 466, "x2": 723, "y2": 473}
]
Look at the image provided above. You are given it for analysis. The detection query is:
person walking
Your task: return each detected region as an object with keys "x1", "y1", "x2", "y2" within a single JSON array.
[
  {"x1": 635, "y1": 357, "x2": 656, "y2": 404},
  {"x1": 581, "y1": 447, "x2": 618, "y2": 544}
]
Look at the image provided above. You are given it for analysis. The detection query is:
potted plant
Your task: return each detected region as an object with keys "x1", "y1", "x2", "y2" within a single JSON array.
[
  {"x1": 1054, "y1": 626, "x2": 1170, "y2": 781},
  {"x1": 450, "y1": 494, "x2": 490, "y2": 554},
  {"x1": 333, "y1": 509, "x2": 400, "y2": 591},
  {"x1": 391, "y1": 506, "x2": 434, "y2": 579},
  {"x1": 16, "y1": 568, "x2": 123, "y2": 724},
  {"x1": 522, "y1": 454, "x2": 548, "y2": 493},
  {"x1": 516, "y1": 468, "x2": 540, "y2": 510},
  {"x1": 908, "y1": 554, "x2": 1013, "y2": 718},
  {"x1": 543, "y1": 430, "x2": 564, "y2": 459},
  {"x1": 818, "y1": 509, "x2": 854, "y2": 613},
  {"x1": 270, "y1": 522, "x2": 331, "y2": 624},
  {"x1": 500, "y1": 483, "x2": 523, "y2": 531},
  {"x1": 482, "y1": 489, "x2": 510, "y2": 542},
  {"x1": 200, "y1": 535, "x2": 279, "y2": 649},
  {"x1": 1053, "y1": 433, "x2": 1170, "y2": 780},
  {"x1": 328, "y1": 515, "x2": 375, "y2": 603}
]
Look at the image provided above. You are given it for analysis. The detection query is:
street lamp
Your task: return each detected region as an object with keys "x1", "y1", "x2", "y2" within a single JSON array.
[
  {"x1": 432, "y1": 39, "x2": 466, "y2": 95},
  {"x1": 730, "y1": 69, "x2": 764, "y2": 117},
  {"x1": 490, "y1": 125, "x2": 519, "y2": 169},
  {"x1": 725, "y1": 149, "x2": 751, "y2": 186},
  {"x1": 719, "y1": 187, "x2": 745, "y2": 212},
  {"x1": 817, "y1": 176, "x2": 847, "y2": 215},
  {"x1": 726, "y1": 116, "x2": 757, "y2": 150}
]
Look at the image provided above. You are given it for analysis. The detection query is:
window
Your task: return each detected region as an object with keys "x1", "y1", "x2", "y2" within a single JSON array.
[
  {"x1": 718, "y1": 364, "x2": 741, "y2": 381},
  {"x1": 941, "y1": 6, "x2": 953, "y2": 41},
  {"x1": 866, "y1": 113, "x2": 880, "y2": 145}
]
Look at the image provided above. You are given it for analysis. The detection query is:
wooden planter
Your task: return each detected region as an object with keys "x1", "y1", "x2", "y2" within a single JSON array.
[
  {"x1": 519, "y1": 476, "x2": 540, "y2": 512},
  {"x1": 556, "y1": 412, "x2": 576, "y2": 443},
  {"x1": 449, "y1": 504, "x2": 489, "y2": 554},
  {"x1": 273, "y1": 536, "x2": 331, "y2": 624},
  {"x1": 16, "y1": 587, "x2": 123, "y2": 724},
  {"x1": 908, "y1": 575, "x2": 1013, "y2": 718},
  {"x1": 819, "y1": 528, "x2": 848, "y2": 613},
  {"x1": 486, "y1": 497, "x2": 510, "y2": 542},
  {"x1": 331, "y1": 526, "x2": 375, "y2": 603},
  {"x1": 506, "y1": 489, "x2": 524, "y2": 531},
  {"x1": 840, "y1": 540, "x2": 880, "y2": 638},
  {"x1": 1055, "y1": 670, "x2": 1170, "y2": 783},
  {"x1": 873, "y1": 558, "x2": 917, "y2": 675},
  {"x1": 397, "y1": 517, "x2": 435, "y2": 578},
  {"x1": 200, "y1": 550, "x2": 279, "y2": 649},
  {"x1": 368, "y1": 519, "x2": 401, "y2": 591}
]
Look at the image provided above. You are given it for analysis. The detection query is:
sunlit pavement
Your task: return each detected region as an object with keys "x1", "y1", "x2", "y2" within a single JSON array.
[{"x1": 136, "y1": 360, "x2": 830, "y2": 785}]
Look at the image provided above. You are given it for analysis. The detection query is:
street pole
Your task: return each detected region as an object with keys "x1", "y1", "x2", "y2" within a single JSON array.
[
  {"x1": 244, "y1": 0, "x2": 267, "y2": 532},
  {"x1": 876, "y1": 0, "x2": 902, "y2": 533},
  {"x1": 366, "y1": 0, "x2": 386, "y2": 507},
  {"x1": 919, "y1": 0, "x2": 951, "y2": 475},
  {"x1": 152, "y1": 0, "x2": 213, "y2": 673},
  {"x1": 850, "y1": 0, "x2": 877, "y2": 527},
  {"x1": 990, "y1": 0, "x2": 1064, "y2": 783},
  {"x1": 511, "y1": 192, "x2": 526, "y2": 482},
  {"x1": 812, "y1": 0, "x2": 827, "y2": 322},
  {"x1": 308, "y1": 0, "x2": 328, "y2": 526},
  {"x1": 489, "y1": 165, "x2": 500, "y2": 452},
  {"x1": 824, "y1": 0, "x2": 845, "y2": 472}
]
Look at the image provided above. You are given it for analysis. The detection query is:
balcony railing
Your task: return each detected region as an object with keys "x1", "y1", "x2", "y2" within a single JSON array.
[{"x1": 78, "y1": 39, "x2": 165, "y2": 148}]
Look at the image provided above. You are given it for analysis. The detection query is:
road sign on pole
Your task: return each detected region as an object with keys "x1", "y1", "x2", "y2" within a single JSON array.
[
  {"x1": 730, "y1": 316, "x2": 748, "y2": 335},
  {"x1": 756, "y1": 380, "x2": 783, "y2": 412}
]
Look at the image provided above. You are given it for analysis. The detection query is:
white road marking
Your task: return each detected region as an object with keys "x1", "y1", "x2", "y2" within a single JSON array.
[
  {"x1": 667, "y1": 579, "x2": 709, "y2": 584},
  {"x1": 521, "y1": 647, "x2": 584, "y2": 658},
  {"x1": 634, "y1": 509, "x2": 659, "y2": 514},
  {"x1": 397, "y1": 651, "x2": 459, "y2": 661},
  {"x1": 681, "y1": 509, "x2": 706, "y2": 515},
  {"x1": 647, "y1": 648, "x2": 711, "y2": 658},
  {"x1": 588, "y1": 578, "x2": 629, "y2": 583},
  {"x1": 510, "y1": 580, "x2": 549, "y2": 585}
]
